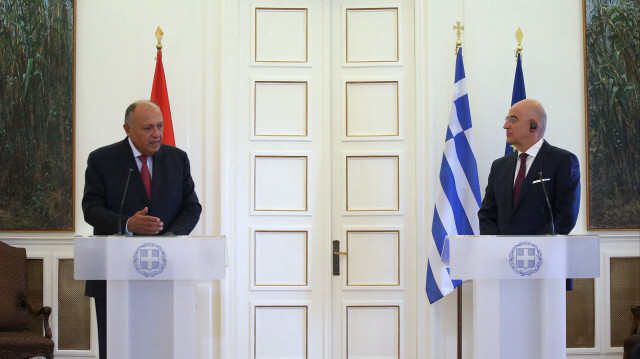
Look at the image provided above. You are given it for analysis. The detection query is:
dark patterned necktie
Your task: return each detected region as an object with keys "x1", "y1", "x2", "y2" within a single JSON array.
[
  {"x1": 138, "y1": 155, "x2": 152, "y2": 200},
  {"x1": 513, "y1": 153, "x2": 528, "y2": 205}
]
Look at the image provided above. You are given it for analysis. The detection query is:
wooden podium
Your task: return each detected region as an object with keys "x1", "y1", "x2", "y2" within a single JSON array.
[
  {"x1": 74, "y1": 236, "x2": 226, "y2": 359},
  {"x1": 449, "y1": 235, "x2": 599, "y2": 359}
]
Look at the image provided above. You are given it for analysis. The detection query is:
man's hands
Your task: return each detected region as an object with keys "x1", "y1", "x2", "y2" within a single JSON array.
[{"x1": 127, "y1": 207, "x2": 164, "y2": 234}]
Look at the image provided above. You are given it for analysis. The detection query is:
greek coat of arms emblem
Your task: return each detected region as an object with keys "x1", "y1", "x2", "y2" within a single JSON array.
[
  {"x1": 133, "y1": 242, "x2": 167, "y2": 277},
  {"x1": 509, "y1": 241, "x2": 543, "y2": 276}
]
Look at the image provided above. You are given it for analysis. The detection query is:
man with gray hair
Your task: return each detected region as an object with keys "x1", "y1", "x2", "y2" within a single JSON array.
[
  {"x1": 478, "y1": 98, "x2": 580, "y2": 236},
  {"x1": 82, "y1": 100, "x2": 202, "y2": 358}
]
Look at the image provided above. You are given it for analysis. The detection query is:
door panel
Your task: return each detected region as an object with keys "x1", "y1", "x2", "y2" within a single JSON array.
[
  {"x1": 238, "y1": 1, "x2": 326, "y2": 358},
  {"x1": 236, "y1": 1, "x2": 415, "y2": 357},
  {"x1": 330, "y1": 1, "x2": 416, "y2": 358}
]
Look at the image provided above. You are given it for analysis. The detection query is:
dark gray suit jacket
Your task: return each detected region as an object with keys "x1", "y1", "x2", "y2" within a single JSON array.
[
  {"x1": 478, "y1": 140, "x2": 580, "y2": 235},
  {"x1": 82, "y1": 137, "x2": 202, "y2": 298}
]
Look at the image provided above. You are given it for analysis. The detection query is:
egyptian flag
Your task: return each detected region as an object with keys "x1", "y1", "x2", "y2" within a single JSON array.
[{"x1": 151, "y1": 50, "x2": 175, "y2": 146}]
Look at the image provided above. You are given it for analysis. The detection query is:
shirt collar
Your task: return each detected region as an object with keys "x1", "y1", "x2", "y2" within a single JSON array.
[
  {"x1": 518, "y1": 138, "x2": 544, "y2": 158},
  {"x1": 128, "y1": 137, "x2": 144, "y2": 158}
]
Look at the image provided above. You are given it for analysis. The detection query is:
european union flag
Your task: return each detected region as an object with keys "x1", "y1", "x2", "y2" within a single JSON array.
[{"x1": 505, "y1": 52, "x2": 526, "y2": 154}]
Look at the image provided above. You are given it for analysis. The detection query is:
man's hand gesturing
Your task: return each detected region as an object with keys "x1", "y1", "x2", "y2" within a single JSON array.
[{"x1": 127, "y1": 207, "x2": 163, "y2": 234}]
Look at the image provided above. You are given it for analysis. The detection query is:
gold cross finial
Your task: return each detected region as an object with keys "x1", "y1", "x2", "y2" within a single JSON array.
[
  {"x1": 155, "y1": 26, "x2": 164, "y2": 51},
  {"x1": 453, "y1": 21, "x2": 464, "y2": 54},
  {"x1": 514, "y1": 27, "x2": 523, "y2": 58},
  {"x1": 453, "y1": 21, "x2": 464, "y2": 39}
]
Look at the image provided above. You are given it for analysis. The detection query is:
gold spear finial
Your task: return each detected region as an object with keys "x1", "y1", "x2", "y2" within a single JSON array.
[
  {"x1": 514, "y1": 27, "x2": 523, "y2": 58},
  {"x1": 155, "y1": 26, "x2": 164, "y2": 51},
  {"x1": 453, "y1": 21, "x2": 464, "y2": 54}
]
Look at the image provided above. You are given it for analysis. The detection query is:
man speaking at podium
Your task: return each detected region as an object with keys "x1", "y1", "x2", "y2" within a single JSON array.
[
  {"x1": 82, "y1": 100, "x2": 202, "y2": 359},
  {"x1": 478, "y1": 98, "x2": 580, "y2": 236}
]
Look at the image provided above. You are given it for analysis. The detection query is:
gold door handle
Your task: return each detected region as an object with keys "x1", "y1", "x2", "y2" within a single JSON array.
[{"x1": 333, "y1": 251, "x2": 348, "y2": 256}]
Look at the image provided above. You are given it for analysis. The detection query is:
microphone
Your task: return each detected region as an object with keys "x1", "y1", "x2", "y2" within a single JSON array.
[
  {"x1": 537, "y1": 170, "x2": 555, "y2": 235},
  {"x1": 117, "y1": 168, "x2": 134, "y2": 235}
]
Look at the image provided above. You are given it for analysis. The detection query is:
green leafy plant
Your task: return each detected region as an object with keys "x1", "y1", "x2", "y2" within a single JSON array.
[
  {"x1": 586, "y1": 0, "x2": 640, "y2": 229},
  {"x1": 0, "y1": 0, "x2": 73, "y2": 230}
]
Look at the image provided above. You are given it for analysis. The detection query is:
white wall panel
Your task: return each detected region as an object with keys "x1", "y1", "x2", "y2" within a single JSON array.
[
  {"x1": 254, "y1": 81, "x2": 308, "y2": 137},
  {"x1": 253, "y1": 305, "x2": 308, "y2": 358},
  {"x1": 345, "y1": 7, "x2": 399, "y2": 63},
  {"x1": 346, "y1": 230, "x2": 400, "y2": 286},
  {"x1": 346, "y1": 81, "x2": 399, "y2": 137},
  {"x1": 253, "y1": 155, "x2": 308, "y2": 212},
  {"x1": 346, "y1": 305, "x2": 400, "y2": 357},
  {"x1": 346, "y1": 155, "x2": 399, "y2": 212},
  {"x1": 254, "y1": 8, "x2": 308, "y2": 63},
  {"x1": 253, "y1": 230, "x2": 308, "y2": 287}
]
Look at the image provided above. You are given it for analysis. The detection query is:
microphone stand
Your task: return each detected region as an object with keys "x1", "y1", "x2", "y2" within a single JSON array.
[
  {"x1": 537, "y1": 170, "x2": 555, "y2": 235},
  {"x1": 117, "y1": 168, "x2": 134, "y2": 235}
]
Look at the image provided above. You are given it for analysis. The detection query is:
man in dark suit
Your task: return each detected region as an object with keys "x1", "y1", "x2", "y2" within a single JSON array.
[
  {"x1": 478, "y1": 98, "x2": 580, "y2": 236},
  {"x1": 82, "y1": 100, "x2": 202, "y2": 359}
]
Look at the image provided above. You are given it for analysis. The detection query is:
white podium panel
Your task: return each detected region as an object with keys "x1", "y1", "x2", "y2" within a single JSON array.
[
  {"x1": 449, "y1": 235, "x2": 599, "y2": 359},
  {"x1": 74, "y1": 236, "x2": 226, "y2": 359}
]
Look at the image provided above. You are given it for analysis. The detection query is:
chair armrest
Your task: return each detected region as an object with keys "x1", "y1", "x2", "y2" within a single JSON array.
[{"x1": 19, "y1": 298, "x2": 53, "y2": 339}]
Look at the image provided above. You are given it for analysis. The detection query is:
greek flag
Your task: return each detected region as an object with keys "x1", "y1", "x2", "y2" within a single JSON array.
[
  {"x1": 426, "y1": 48, "x2": 481, "y2": 304},
  {"x1": 505, "y1": 52, "x2": 526, "y2": 154}
]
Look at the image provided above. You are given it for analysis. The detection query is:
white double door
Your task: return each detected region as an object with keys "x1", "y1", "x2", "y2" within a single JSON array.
[{"x1": 234, "y1": 0, "x2": 418, "y2": 357}]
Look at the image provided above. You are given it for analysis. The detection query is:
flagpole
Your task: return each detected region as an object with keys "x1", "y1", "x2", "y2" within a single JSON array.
[
  {"x1": 457, "y1": 286, "x2": 462, "y2": 359},
  {"x1": 452, "y1": 21, "x2": 464, "y2": 359},
  {"x1": 151, "y1": 26, "x2": 176, "y2": 146},
  {"x1": 506, "y1": 28, "x2": 526, "y2": 154}
]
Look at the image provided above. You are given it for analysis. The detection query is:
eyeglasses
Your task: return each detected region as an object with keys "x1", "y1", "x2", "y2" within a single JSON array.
[{"x1": 504, "y1": 116, "x2": 522, "y2": 124}]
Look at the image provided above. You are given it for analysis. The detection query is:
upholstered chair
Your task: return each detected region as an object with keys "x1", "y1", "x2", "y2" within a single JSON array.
[{"x1": 0, "y1": 241, "x2": 54, "y2": 359}]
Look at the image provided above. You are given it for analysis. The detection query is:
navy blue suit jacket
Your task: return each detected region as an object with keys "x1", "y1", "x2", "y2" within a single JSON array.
[
  {"x1": 82, "y1": 138, "x2": 202, "y2": 298},
  {"x1": 478, "y1": 140, "x2": 580, "y2": 235}
]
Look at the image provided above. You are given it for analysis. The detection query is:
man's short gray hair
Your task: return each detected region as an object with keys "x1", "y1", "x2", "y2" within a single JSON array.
[{"x1": 124, "y1": 100, "x2": 160, "y2": 125}]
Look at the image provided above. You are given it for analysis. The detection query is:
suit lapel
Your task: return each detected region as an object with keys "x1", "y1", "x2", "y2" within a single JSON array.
[
  {"x1": 115, "y1": 141, "x2": 137, "y2": 175},
  {"x1": 501, "y1": 152, "x2": 519, "y2": 210},
  {"x1": 150, "y1": 149, "x2": 161, "y2": 206},
  {"x1": 148, "y1": 145, "x2": 168, "y2": 206}
]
